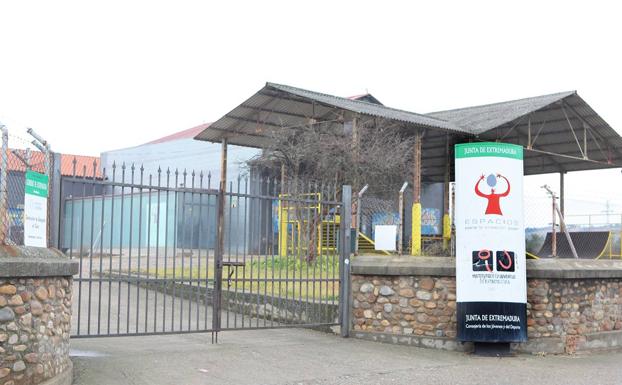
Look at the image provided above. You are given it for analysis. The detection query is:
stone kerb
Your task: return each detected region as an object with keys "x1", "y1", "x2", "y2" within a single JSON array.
[
  {"x1": 0, "y1": 246, "x2": 78, "y2": 385},
  {"x1": 351, "y1": 255, "x2": 622, "y2": 354}
]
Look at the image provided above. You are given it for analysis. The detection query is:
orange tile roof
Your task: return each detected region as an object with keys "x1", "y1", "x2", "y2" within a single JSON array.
[
  {"x1": 60, "y1": 154, "x2": 102, "y2": 178},
  {"x1": 3, "y1": 149, "x2": 102, "y2": 178}
]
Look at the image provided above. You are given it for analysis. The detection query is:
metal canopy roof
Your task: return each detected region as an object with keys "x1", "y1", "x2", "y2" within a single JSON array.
[
  {"x1": 195, "y1": 83, "x2": 622, "y2": 181},
  {"x1": 427, "y1": 91, "x2": 576, "y2": 135},
  {"x1": 193, "y1": 82, "x2": 466, "y2": 149},
  {"x1": 430, "y1": 91, "x2": 622, "y2": 175}
]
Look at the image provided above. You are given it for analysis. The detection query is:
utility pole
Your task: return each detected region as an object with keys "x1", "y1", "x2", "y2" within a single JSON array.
[{"x1": 542, "y1": 185, "x2": 578, "y2": 259}]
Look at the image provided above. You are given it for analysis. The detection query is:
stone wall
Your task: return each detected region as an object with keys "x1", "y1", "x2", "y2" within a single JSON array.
[
  {"x1": 0, "y1": 278, "x2": 72, "y2": 384},
  {"x1": 0, "y1": 246, "x2": 78, "y2": 385},
  {"x1": 351, "y1": 256, "x2": 622, "y2": 354},
  {"x1": 352, "y1": 275, "x2": 457, "y2": 338}
]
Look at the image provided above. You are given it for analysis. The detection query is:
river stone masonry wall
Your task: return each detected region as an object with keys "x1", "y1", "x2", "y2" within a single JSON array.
[
  {"x1": 351, "y1": 256, "x2": 622, "y2": 354},
  {"x1": 0, "y1": 246, "x2": 78, "y2": 385}
]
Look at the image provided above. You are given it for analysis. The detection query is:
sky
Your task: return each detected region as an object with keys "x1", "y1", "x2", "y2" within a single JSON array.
[{"x1": 0, "y1": 0, "x2": 621, "y2": 217}]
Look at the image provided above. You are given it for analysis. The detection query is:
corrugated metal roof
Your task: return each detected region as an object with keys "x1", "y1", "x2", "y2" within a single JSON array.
[
  {"x1": 193, "y1": 83, "x2": 622, "y2": 177},
  {"x1": 266, "y1": 83, "x2": 463, "y2": 132},
  {"x1": 426, "y1": 91, "x2": 576, "y2": 135},
  {"x1": 193, "y1": 82, "x2": 466, "y2": 148}
]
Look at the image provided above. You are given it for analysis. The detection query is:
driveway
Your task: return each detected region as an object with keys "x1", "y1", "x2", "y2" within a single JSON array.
[{"x1": 71, "y1": 328, "x2": 622, "y2": 385}]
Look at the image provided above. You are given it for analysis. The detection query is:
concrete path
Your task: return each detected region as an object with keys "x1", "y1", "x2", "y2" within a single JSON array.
[{"x1": 71, "y1": 328, "x2": 622, "y2": 385}]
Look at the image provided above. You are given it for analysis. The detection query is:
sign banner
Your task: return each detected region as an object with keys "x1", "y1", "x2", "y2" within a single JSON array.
[
  {"x1": 24, "y1": 170, "x2": 48, "y2": 248},
  {"x1": 455, "y1": 142, "x2": 527, "y2": 342}
]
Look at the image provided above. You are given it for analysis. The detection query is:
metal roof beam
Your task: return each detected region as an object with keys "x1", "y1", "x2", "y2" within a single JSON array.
[
  {"x1": 510, "y1": 125, "x2": 567, "y2": 172},
  {"x1": 259, "y1": 89, "x2": 346, "y2": 120},
  {"x1": 238, "y1": 104, "x2": 314, "y2": 121},
  {"x1": 561, "y1": 100, "x2": 622, "y2": 161},
  {"x1": 204, "y1": 124, "x2": 279, "y2": 140}
]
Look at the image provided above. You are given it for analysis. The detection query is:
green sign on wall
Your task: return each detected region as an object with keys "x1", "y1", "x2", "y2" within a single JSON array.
[
  {"x1": 24, "y1": 170, "x2": 49, "y2": 247},
  {"x1": 25, "y1": 171, "x2": 49, "y2": 198}
]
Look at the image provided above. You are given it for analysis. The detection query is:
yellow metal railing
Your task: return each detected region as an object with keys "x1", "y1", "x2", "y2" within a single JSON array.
[{"x1": 278, "y1": 193, "x2": 340, "y2": 257}]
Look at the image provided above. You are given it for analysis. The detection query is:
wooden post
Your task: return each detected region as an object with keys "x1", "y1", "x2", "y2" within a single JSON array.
[
  {"x1": 212, "y1": 137, "x2": 227, "y2": 343},
  {"x1": 351, "y1": 117, "x2": 359, "y2": 191},
  {"x1": 411, "y1": 130, "x2": 422, "y2": 256},
  {"x1": 442, "y1": 136, "x2": 451, "y2": 252}
]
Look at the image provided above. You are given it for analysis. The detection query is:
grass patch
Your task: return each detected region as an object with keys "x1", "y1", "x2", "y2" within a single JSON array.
[{"x1": 138, "y1": 255, "x2": 340, "y2": 302}]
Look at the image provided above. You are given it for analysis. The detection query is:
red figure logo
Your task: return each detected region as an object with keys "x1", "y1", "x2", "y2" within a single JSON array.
[{"x1": 475, "y1": 173, "x2": 510, "y2": 215}]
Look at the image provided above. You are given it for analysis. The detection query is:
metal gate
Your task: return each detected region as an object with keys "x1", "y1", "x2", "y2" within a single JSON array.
[{"x1": 61, "y1": 161, "x2": 350, "y2": 339}]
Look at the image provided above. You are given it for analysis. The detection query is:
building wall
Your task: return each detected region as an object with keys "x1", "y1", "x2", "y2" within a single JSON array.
[{"x1": 100, "y1": 138, "x2": 260, "y2": 187}]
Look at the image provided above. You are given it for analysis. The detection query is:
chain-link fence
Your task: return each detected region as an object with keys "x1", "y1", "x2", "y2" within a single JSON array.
[
  {"x1": 0, "y1": 125, "x2": 52, "y2": 246},
  {"x1": 354, "y1": 183, "x2": 450, "y2": 257},
  {"x1": 354, "y1": 178, "x2": 621, "y2": 260},
  {"x1": 524, "y1": 188, "x2": 622, "y2": 259}
]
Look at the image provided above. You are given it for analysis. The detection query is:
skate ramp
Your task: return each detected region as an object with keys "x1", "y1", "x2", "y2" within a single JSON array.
[{"x1": 537, "y1": 231, "x2": 610, "y2": 259}]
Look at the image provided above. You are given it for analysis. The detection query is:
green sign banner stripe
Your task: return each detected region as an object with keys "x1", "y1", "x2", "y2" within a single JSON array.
[
  {"x1": 25, "y1": 171, "x2": 49, "y2": 198},
  {"x1": 455, "y1": 142, "x2": 523, "y2": 160}
]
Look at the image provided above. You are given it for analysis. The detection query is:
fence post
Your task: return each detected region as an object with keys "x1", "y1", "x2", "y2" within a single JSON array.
[
  {"x1": 49, "y1": 152, "x2": 62, "y2": 248},
  {"x1": 354, "y1": 184, "x2": 368, "y2": 255},
  {"x1": 0, "y1": 124, "x2": 8, "y2": 244},
  {"x1": 339, "y1": 185, "x2": 352, "y2": 337}
]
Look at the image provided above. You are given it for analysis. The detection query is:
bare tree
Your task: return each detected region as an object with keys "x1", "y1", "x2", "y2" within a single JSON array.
[
  {"x1": 247, "y1": 118, "x2": 414, "y2": 261},
  {"x1": 249, "y1": 118, "x2": 414, "y2": 195}
]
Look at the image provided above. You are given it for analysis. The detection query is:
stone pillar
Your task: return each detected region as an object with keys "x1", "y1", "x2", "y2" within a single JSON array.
[{"x1": 0, "y1": 246, "x2": 78, "y2": 385}]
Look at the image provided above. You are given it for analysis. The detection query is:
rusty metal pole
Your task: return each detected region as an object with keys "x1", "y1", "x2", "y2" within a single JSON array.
[
  {"x1": 351, "y1": 117, "x2": 359, "y2": 193},
  {"x1": 212, "y1": 137, "x2": 227, "y2": 343},
  {"x1": 0, "y1": 124, "x2": 8, "y2": 244},
  {"x1": 411, "y1": 129, "x2": 422, "y2": 256}
]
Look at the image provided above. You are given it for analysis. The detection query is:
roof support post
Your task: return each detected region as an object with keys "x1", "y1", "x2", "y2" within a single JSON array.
[
  {"x1": 279, "y1": 162, "x2": 288, "y2": 257},
  {"x1": 212, "y1": 137, "x2": 227, "y2": 343},
  {"x1": 411, "y1": 129, "x2": 423, "y2": 256},
  {"x1": 351, "y1": 117, "x2": 360, "y2": 190},
  {"x1": 560, "y1": 171, "x2": 566, "y2": 219},
  {"x1": 443, "y1": 135, "x2": 451, "y2": 252}
]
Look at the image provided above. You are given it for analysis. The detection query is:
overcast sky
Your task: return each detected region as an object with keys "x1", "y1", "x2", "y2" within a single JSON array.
[{"x1": 1, "y1": 1, "x2": 620, "y2": 216}]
